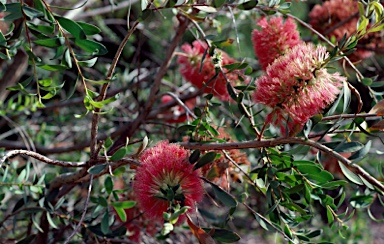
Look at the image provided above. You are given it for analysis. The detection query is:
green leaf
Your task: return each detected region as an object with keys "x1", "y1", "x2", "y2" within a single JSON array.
[
  {"x1": 98, "y1": 196, "x2": 108, "y2": 207},
  {"x1": 26, "y1": 23, "x2": 55, "y2": 35},
  {"x1": 208, "y1": 182, "x2": 238, "y2": 208},
  {"x1": 75, "y1": 39, "x2": 108, "y2": 55},
  {"x1": 77, "y1": 21, "x2": 102, "y2": 35},
  {"x1": 105, "y1": 176, "x2": 113, "y2": 194},
  {"x1": 38, "y1": 64, "x2": 68, "y2": 71},
  {"x1": 22, "y1": 5, "x2": 44, "y2": 19},
  {"x1": 189, "y1": 149, "x2": 200, "y2": 164},
  {"x1": 212, "y1": 0, "x2": 225, "y2": 8},
  {"x1": 296, "y1": 164, "x2": 322, "y2": 175},
  {"x1": 307, "y1": 229, "x2": 322, "y2": 238},
  {"x1": 334, "y1": 141, "x2": 363, "y2": 153},
  {"x1": 46, "y1": 212, "x2": 59, "y2": 229},
  {"x1": 349, "y1": 140, "x2": 371, "y2": 163},
  {"x1": 338, "y1": 161, "x2": 363, "y2": 185},
  {"x1": 204, "y1": 228, "x2": 241, "y2": 242},
  {"x1": 101, "y1": 210, "x2": 109, "y2": 235},
  {"x1": 319, "y1": 180, "x2": 348, "y2": 189},
  {"x1": 78, "y1": 57, "x2": 98, "y2": 67},
  {"x1": 3, "y1": 3, "x2": 23, "y2": 21},
  {"x1": 110, "y1": 147, "x2": 127, "y2": 161},
  {"x1": 193, "y1": 152, "x2": 217, "y2": 170},
  {"x1": 110, "y1": 201, "x2": 136, "y2": 209},
  {"x1": 88, "y1": 164, "x2": 107, "y2": 175},
  {"x1": 113, "y1": 206, "x2": 127, "y2": 222},
  {"x1": 161, "y1": 223, "x2": 174, "y2": 236},
  {"x1": 362, "y1": 77, "x2": 373, "y2": 86},
  {"x1": 357, "y1": 16, "x2": 369, "y2": 32},
  {"x1": 38, "y1": 78, "x2": 52, "y2": 87},
  {"x1": 368, "y1": 23, "x2": 384, "y2": 33},
  {"x1": 326, "y1": 206, "x2": 334, "y2": 224},
  {"x1": 34, "y1": 37, "x2": 65, "y2": 48},
  {"x1": 350, "y1": 195, "x2": 374, "y2": 208},
  {"x1": 177, "y1": 124, "x2": 196, "y2": 133},
  {"x1": 57, "y1": 17, "x2": 86, "y2": 39},
  {"x1": 237, "y1": 0, "x2": 258, "y2": 10},
  {"x1": 306, "y1": 170, "x2": 334, "y2": 184}
]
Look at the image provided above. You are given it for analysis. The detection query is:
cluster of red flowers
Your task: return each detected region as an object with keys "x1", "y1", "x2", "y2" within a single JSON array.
[
  {"x1": 132, "y1": 141, "x2": 203, "y2": 222},
  {"x1": 309, "y1": 0, "x2": 382, "y2": 61},
  {"x1": 177, "y1": 40, "x2": 247, "y2": 101},
  {"x1": 253, "y1": 42, "x2": 345, "y2": 135},
  {"x1": 252, "y1": 16, "x2": 302, "y2": 70},
  {"x1": 251, "y1": 16, "x2": 346, "y2": 135}
]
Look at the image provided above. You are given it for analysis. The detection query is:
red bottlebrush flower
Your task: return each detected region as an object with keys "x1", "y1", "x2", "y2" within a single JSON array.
[
  {"x1": 252, "y1": 16, "x2": 302, "y2": 70},
  {"x1": 178, "y1": 40, "x2": 247, "y2": 101},
  {"x1": 253, "y1": 43, "x2": 345, "y2": 135},
  {"x1": 132, "y1": 141, "x2": 203, "y2": 222},
  {"x1": 309, "y1": 0, "x2": 374, "y2": 61},
  {"x1": 160, "y1": 95, "x2": 196, "y2": 123}
]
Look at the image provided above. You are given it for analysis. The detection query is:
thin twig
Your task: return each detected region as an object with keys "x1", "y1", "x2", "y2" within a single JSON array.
[
  {"x1": 64, "y1": 174, "x2": 93, "y2": 244},
  {"x1": 90, "y1": 21, "x2": 140, "y2": 160},
  {"x1": 0, "y1": 149, "x2": 87, "y2": 168},
  {"x1": 321, "y1": 113, "x2": 379, "y2": 121}
]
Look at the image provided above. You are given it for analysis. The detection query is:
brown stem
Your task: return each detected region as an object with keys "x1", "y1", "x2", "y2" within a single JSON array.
[
  {"x1": 0, "y1": 149, "x2": 87, "y2": 168},
  {"x1": 90, "y1": 21, "x2": 140, "y2": 160}
]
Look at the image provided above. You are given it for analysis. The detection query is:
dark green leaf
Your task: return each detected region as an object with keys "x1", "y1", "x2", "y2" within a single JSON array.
[
  {"x1": 306, "y1": 170, "x2": 334, "y2": 183},
  {"x1": 350, "y1": 195, "x2": 374, "y2": 208},
  {"x1": 101, "y1": 210, "x2": 109, "y2": 235},
  {"x1": 296, "y1": 164, "x2": 322, "y2": 175},
  {"x1": 349, "y1": 140, "x2": 371, "y2": 163},
  {"x1": 77, "y1": 21, "x2": 101, "y2": 35},
  {"x1": 189, "y1": 149, "x2": 200, "y2": 164},
  {"x1": 212, "y1": 0, "x2": 225, "y2": 8},
  {"x1": 88, "y1": 164, "x2": 107, "y2": 175},
  {"x1": 75, "y1": 39, "x2": 108, "y2": 55},
  {"x1": 57, "y1": 17, "x2": 86, "y2": 39},
  {"x1": 362, "y1": 78, "x2": 373, "y2": 86},
  {"x1": 208, "y1": 181, "x2": 237, "y2": 208},
  {"x1": 139, "y1": 9, "x2": 151, "y2": 22},
  {"x1": 105, "y1": 176, "x2": 113, "y2": 194},
  {"x1": 4, "y1": 3, "x2": 23, "y2": 21},
  {"x1": 98, "y1": 196, "x2": 108, "y2": 207},
  {"x1": 206, "y1": 228, "x2": 241, "y2": 242},
  {"x1": 110, "y1": 147, "x2": 127, "y2": 161},
  {"x1": 22, "y1": 5, "x2": 44, "y2": 19},
  {"x1": 307, "y1": 229, "x2": 322, "y2": 238},
  {"x1": 319, "y1": 180, "x2": 348, "y2": 189},
  {"x1": 34, "y1": 37, "x2": 65, "y2": 48},
  {"x1": 334, "y1": 141, "x2": 363, "y2": 153},
  {"x1": 194, "y1": 152, "x2": 217, "y2": 170},
  {"x1": 237, "y1": 0, "x2": 258, "y2": 10}
]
